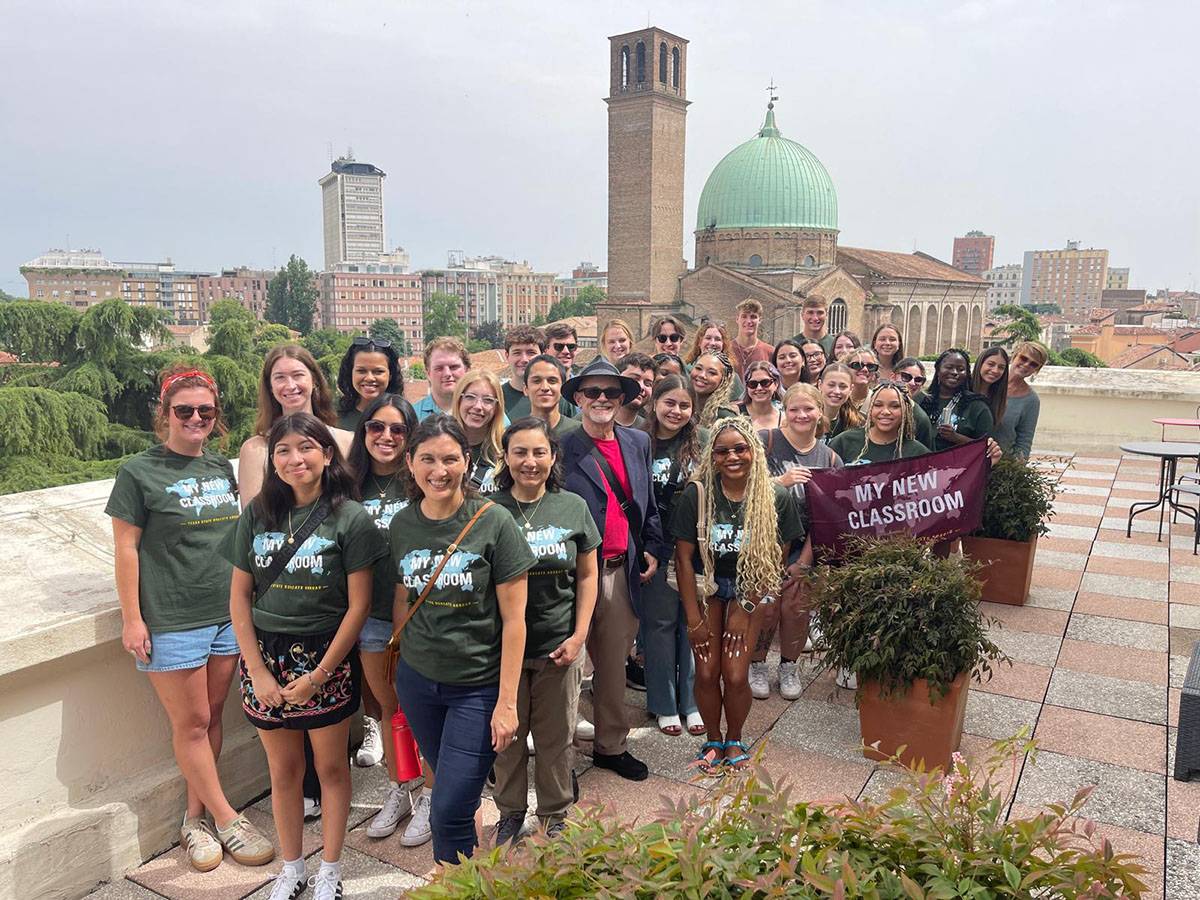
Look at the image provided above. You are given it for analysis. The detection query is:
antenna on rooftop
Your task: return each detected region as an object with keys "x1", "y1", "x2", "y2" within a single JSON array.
[
  {"x1": 327, "y1": 141, "x2": 333, "y2": 162},
  {"x1": 347, "y1": 145, "x2": 354, "y2": 161}
]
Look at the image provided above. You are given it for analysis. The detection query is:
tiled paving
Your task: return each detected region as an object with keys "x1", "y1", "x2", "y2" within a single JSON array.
[{"x1": 93, "y1": 450, "x2": 1200, "y2": 898}]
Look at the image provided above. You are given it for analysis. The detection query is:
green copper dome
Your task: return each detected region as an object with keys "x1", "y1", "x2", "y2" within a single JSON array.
[{"x1": 696, "y1": 104, "x2": 838, "y2": 232}]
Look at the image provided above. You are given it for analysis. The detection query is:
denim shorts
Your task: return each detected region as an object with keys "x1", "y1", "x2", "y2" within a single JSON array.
[
  {"x1": 358, "y1": 616, "x2": 393, "y2": 653},
  {"x1": 136, "y1": 621, "x2": 240, "y2": 673}
]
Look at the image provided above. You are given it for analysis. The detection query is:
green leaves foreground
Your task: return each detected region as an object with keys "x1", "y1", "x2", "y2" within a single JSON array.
[{"x1": 419, "y1": 735, "x2": 1147, "y2": 899}]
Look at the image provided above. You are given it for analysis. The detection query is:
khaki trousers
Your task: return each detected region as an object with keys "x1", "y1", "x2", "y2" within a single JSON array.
[
  {"x1": 492, "y1": 656, "x2": 582, "y2": 823},
  {"x1": 587, "y1": 563, "x2": 639, "y2": 756}
]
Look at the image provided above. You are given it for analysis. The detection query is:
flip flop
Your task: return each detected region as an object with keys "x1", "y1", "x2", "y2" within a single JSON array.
[
  {"x1": 657, "y1": 714, "x2": 682, "y2": 736},
  {"x1": 690, "y1": 741, "x2": 726, "y2": 777},
  {"x1": 685, "y1": 712, "x2": 706, "y2": 736},
  {"x1": 723, "y1": 739, "x2": 751, "y2": 771}
]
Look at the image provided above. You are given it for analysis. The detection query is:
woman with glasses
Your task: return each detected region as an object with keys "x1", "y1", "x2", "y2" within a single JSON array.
[
  {"x1": 832, "y1": 330, "x2": 862, "y2": 360},
  {"x1": 771, "y1": 339, "x2": 806, "y2": 391},
  {"x1": 842, "y1": 348, "x2": 880, "y2": 407},
  {"x1": 451, "y1": 370, "x2": 506, "y2": 494},
  {"x1": 972, "y1": 346, "x2": 1010, "y2": 435},
  {"x1": 735, "y1": 360, "x2": 784, "y2": 431},
  {"x1": 818, "y1": 362, "x2": 864, "y2": 440},
  {"x1": 892, "y1": 357, "x2": 936, "y2": 449},
  {"x1": 345, "y1": 395, "x2": 435, "y2": 847},
  {"x1": 107, "y1": 365, "x2": 274, "y2": 874},
  {"x1": 918, "y1": 349, "x2": 994, "y2": 452},
  {"x1": 995, "y1": 341, "x2": 1048, "y2": 458},
  {"x1": 829, "y1": 381, "x2": 930, "y2": 464},
  {"x1": 690, "y1": 352, "x2": 737, "y2": 429},
  {"x1": 650, "y1": 315, "x2": 687, "y2": 359},
  {"x1": 671, "y1": 418, "x2": 802, "y2": 773},
  {"x1": 870, "y1": 324, "x2": 904, "y2": 382},
  {"x1": 798, "y1": 339, "x2": 827, "y2": 385},
  {"x1": 599, "y1": 319, "x2": 635, "y2": 363},
  {"x1": 335, "y1": 337, "x2": 404, "y2": 432}
]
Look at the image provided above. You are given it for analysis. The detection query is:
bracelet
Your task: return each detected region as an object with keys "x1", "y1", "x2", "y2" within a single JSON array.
[
  {"x1": 315, "y1": 663, "x2": 333, "y2": 679},
  {"x1": 307, "y1": 673, "x2": 320, "y2": 691},
  {"x1": 686, "y1": 620, "x2": 706, "y2": 634}
]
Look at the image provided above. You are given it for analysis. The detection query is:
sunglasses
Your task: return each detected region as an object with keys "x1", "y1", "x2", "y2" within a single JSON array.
[
  {"x1": 848, "y1": 361, "x2": 880, "y2": 373},
  {"x1": 713, "y1": 443, "x2": 752, "y2": 458},
  {"x1": 353, "y1": 336, "x2": 392, "y2": 349},
  {"x1": 365, "y1": 420, "x2": 408, "y2": 436},
  {"x1": 746, "y1": 378, "x2": 776, "y2": 390},
  {"x1": 171, "y1": 404, "x2": 217, "y2": 421},
  {"x1": 656, "y1": 333, "x2": 683, "y2": 343},
  {"x1": 579, "y1": 386, "x2": 625, "y2": 401},
  {"x1": 897, "y1": 371, "x2": 927, "y2": 386},
  {"x1": 552, "y1": 342, "x2": 577, "y2": 353}
]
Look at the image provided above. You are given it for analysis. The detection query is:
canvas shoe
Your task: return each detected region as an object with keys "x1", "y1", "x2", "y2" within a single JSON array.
[
  {"x1": 303, "y1": 796, "x2": 321, "y2": 821},
  {"x1": 180, "y1": 816, "x2": 222, "y2": 872},
  {"x1": 366, "y1": 782, "x2": 411, "y2": 838},
  {"x1": 266, "y1": 870, "x2": 306, "y2": 900},
  {"x1": 401, "y1": 789, "x2": 432, "y2": 847},
  {"x1": 575, "y1": 717, "x2": 595, "y2": 741},
  {"x1": 308, "y1": 868, "x2": 343, "y2": 900},
  {"x1": 215, "y1": 814, "x2": 275, "y2": 866},
  {"x1": 778, "y1": 661, "x2": 802, "y2": 700},
  {"x1": 355, "y1": 716, "x2": 384, "y2": 767},
  {"x1": 748, "y1": 662, "x2": 770, "y2": 699}
]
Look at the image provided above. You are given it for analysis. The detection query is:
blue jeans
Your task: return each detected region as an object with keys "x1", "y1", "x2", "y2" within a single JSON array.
[
  {"x1": 642, "y1": 565, "x2": 697, "y2": 718},
  {"x1": 394, "y1": 657, "x2": 498, "y2": 864}
]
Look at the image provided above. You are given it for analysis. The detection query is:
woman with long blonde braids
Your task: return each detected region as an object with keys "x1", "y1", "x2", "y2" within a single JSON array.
[
  {"x1": 670, "y1": 417, "x2": 803, "y2": 773},
  {"x1": 689, "y1": 352, "x2": 737, "y2": 429},
  {"x1": 829, "y1": 380, "x2": 929, "y2": 465}
]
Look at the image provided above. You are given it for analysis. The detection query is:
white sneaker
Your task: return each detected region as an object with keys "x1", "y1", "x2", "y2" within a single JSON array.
[
  {"x1": 778, "y1": 661, "x2": 802, "y2": 700},
  {"x1": 303, "y1": 796, "x2": 321, "y2": 820},
  {"x1": 308, "y1": 867, "x2": 343, "y2": 900},
  {"x1": 748, "y1": 662, "x2": 769, "y2": 699},
  {"x1": 366, "y1": 782, "x2": 411, "y2": 838},
  {"x1": 356, "y1": 716, "x2": 383, "y2": 767},
  {"x1": 401, "y1": 790, "x2": 432, "y2": 847},
  {"x1": 267, "y1": 870, "x2": 306, "y2": 900},
  {"x1": 575, "y1": 717, "x2": 595, "y2": 741},
  {"x1": 836, "y1": 667, "x2": 858, "y2": 690}
]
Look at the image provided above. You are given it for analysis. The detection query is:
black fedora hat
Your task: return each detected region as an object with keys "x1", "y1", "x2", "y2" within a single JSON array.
[{"x1": 562, "y1": 357, "x2": 642, "y2": 405}]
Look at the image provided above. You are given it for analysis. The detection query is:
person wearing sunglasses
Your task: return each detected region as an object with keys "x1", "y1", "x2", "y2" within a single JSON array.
[
  {"x1": 918, "y1": 349, "x2": 994, "y2": 452},
  {"x1": 559, "y1": 357, "x2": 668, "y2": 782},
  {"x1": 730, "y1": 298, "x2": 774, "y2": 376},
  {"x1": 345, "y1": 395, "x2": 435, "y2": 848},
  {"x1": 650, "y1": 315, "x2": 687, "y2": 360},
  {"x1": 670, "y1": 417, "x2": 802, "y2": 774},
  {"x1": 335, "y1": 336, "x2": 404, "y2": 433},
  {"x1": 451, "y1": 369, "x2": 507, "y2": 494},
  {"x1": 843, "y1": 348, "x2": 880, "y2": 407},
  {"x1": 994, "y1": 341, "x2": 1048, "y2": 458},
  {"x1": 892, "y1": 357, "x2": 936, "y2": 449},
  {"x1": 107, "y1": 365, "x2": 275, "y2": 875},
  {"x1": 735, "y1": 360, "x2": 784, "y2": 432},
  {"x1": 545, "y1": 322, "x2": 579, "y2": 378}
]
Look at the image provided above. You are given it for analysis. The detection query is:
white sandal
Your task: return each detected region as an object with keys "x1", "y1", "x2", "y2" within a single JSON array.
[
  {"x1": 657, "y1": 714, "x2": 682, "y2": 736},
  {"x1": 685, "y1": 711, "x2": 706, "y2": 735}
]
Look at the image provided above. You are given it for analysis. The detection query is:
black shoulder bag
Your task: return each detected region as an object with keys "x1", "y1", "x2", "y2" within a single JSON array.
[
  {"x1": 252, "y1": 497, "x2": 333, "y2": 599},
  {"x1": 581, "y1": 433, "x2": 647, "y2": 571}
]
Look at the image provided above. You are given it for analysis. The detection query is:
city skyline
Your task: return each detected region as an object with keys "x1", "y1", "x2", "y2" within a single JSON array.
[{"x1": 2, "y1": 1, "x2": 1197, "y2": 299}]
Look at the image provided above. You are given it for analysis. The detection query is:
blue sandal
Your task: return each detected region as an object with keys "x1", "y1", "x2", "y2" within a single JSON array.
[
  {"x1": 691, "y1": 741, "x2": 726, "y2": 776},
  {"x1": 723, "y1": 740, "x2": 751, "y2": 771}
]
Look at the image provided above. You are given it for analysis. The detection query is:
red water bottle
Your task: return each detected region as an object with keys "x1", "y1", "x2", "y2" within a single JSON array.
[{"x1": 391, "y1": 707, "x2": 422, "y2": 781}]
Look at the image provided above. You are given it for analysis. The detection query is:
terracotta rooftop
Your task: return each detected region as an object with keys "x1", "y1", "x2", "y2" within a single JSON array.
[
  {"x1": 546, "y1": 315, "x2": 598, "y2": 339},
  {"x1": 1089, "y1": 308, "x2": 1117, "y2": 323},
  {"x1": 1109, "y1": 344, "x2": 1195, "y2": 370},
  {"x1": 837, "y1": 247, "x2": 986, "y2": 284}
]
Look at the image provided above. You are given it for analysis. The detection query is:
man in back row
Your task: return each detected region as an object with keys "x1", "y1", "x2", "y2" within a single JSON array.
[
  {"x1": 414, "y1": 337, "x2": 470, "y2": 420},
  {"x1": 793, "y1": 295, "x2": 834, "y2": 356},
  {"x1": 503, "y1": 326, "x2": 575, "y2": 420}
]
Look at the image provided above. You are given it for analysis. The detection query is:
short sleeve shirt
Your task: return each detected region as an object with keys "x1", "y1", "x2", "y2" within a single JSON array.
[
  {"x1": 390, "y1": 497, "x2": 536, "y2": 685},
  {"x1": 360, "y1": 476, "x2": 412, "y2": 621},
  {"x1": 762, "y1": 429, "x2": 843, "y2": 529},
  {"x1": 924, "y1": 395, "x2": 995, "y2": 451},
  {"x1": 105, "y1": 445, "x2": 240, "y2": 632},
  {"x1": 669, "y1": 481, "x2": 802, "y2": 578},
  {"x1": 224, "y1": 499, "x2": 387, "y2": 635},
  {"x1": 828, "y1": 428, "x2": 930, "y2": 465},
  {"x1": 650, "y1": 428, "x2": 706, "y2": 525}
]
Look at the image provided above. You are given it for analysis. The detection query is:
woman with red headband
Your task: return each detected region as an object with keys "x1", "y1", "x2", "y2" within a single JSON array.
[{"x1": 105, "y1": 364, "x2": 275, "y2": 874}]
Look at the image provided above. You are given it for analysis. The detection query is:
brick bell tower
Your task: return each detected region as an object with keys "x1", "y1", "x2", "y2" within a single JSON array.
[{"x1": 603, "y1": 27, "x2": 689, "y2": 336}]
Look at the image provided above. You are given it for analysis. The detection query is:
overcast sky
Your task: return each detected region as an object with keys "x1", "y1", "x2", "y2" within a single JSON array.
[{"x1": 2, "y1": 0, "x2": 1197, "y2": 297}]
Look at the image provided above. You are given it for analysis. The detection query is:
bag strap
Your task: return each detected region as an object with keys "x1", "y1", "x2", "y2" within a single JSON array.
[
  {"x1": 385, "y1": 500, "x2": 495, "y2": 655},
  {"x1": 580, "y1": 432, "x2": 643, "y2": 557},
  {"x1": 253, "y1": 497, "x2": 332, "y2": 599}
]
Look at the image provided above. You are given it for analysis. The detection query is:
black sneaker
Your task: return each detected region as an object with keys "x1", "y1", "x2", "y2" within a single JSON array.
[
  {"x1": 545, "y1": 820, "x2": 568, "y2": 839},
  {"x1": 486, "y1": 767, "x2": 496, "y2": 790},
  {"x1": 592, "y1": 750, "x2": 648, "y2": 781},
  {"x1": 493, "y1": 813, "x2": 525, "y2": 846},
  {"x1": 625, "y1": 657, "x2": 646, "y2": 691}
]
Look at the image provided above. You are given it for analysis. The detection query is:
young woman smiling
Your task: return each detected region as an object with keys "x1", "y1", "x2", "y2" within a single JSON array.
[
  {"x1": 685, "y1": 321, "x2": 745, "y2": 401},
  {"x1": 772, "y1": 339, "x2": 806, "y2": 390},
  {"x1": 842, "y1": 348, "x2": 880, "y2": 407},
  {"x1": 388, "y1": 416, "x2": 534, "y2": 864},
  {"x1": 640, "y1": 376, "x2": 706, "y2": 738},
  {"x1": 798, "y1": 339, "x2": 828, "y2": 385},
  {"x1": 972, "y1": 346, "x2": 1010, "y2": 433},
  {"x1": 107, "y1": 366, "x2": 274, "y2": 874},
  {"x1": 829, "y1": 382, "x2": 930, "y2": 464},
  {"x1": 690, "y1": 352, "x2": 737, "y2": 429},
  {"x1": 736, "y1": 360, "x2": 784, "y2": 431},
  {"x1": 832, "y1": 330, "x2": 862, "y2": 360},
  {"x1": 918, "y1": 349, "x2": 994, "y2": 451},
  {"x1": 335, "y1": 336, "x2": 404, "y2": 432},
  {"x1": 226, "y1": 413, "x2": 386, "y2": 900},
  {"x1": 995, "y1": 341, "x2": 1048, "y2": 458},
  {"x1": 818, "y1": 362, "x2": 864, "y2": 440},
  {"x1": 490, "y1": 418, "x2": 600, "y2": 845},
  {"x1": 671, "y1": 418, "x2": 802, "y2": 773},
  {"x1": 599, "y1": 319, "x2": 635, "y2": 363},
  {"x1": 451, "y1": 369, "x2": 507, "y2": 495},
  {"x1": 870, "y1": 324, "x2": 904, "y2": 382},
  {"x1": 893, "y1": 357, "x2": 936, "y2": 449}
]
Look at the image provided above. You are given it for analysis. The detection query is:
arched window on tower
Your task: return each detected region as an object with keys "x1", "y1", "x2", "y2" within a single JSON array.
[
  {"x1": 829, "y1": 298, "x2": 848, "y2": 334},
  {"x1": 672, "y1": 47, "x2": 680, "y2": 88},
  {"x1": 620, "y1": 46, "x2": 629, "y2": 89},
  {"x1": 803, "y1": 254, "x2": 816, "y2": 267},
  {"x1": 659, "y1": 43, "x2": 667, "y2": 82},
  {"x1": 749, "y1": 254, "x2": 763, "y2": 267},
  {"x1": 636, "y1": 42, "x2": 646, "y2": 83}
]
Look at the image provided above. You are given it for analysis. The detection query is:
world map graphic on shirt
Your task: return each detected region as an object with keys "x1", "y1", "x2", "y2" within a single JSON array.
[
  {"x1": 525, "y1": 524, "x2": 573, "y2": 562},
  {"x1": 252, "y1": 532, "x2": 337, "y2": 575},
  {"x1": 362, "y1": 496, "x2": 409, "y2": 529},
  {"x1": 398, "y1": 548, "x2": 483, "y2": 592},
  {"x1": 164, "y1": 475, "x2": 237, "y2": 516}
]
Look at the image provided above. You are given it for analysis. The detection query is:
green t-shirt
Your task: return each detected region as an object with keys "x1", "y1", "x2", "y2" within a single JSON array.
[
  {"x1": 105, "y1": 445, "x2": 240, "y2": 632},
  {"x1": 649, "y1": 428, "x2": 707, "y2": 524},
  {"x1": 669, "y1": 481, "x2": 802, "y2": 578},
  {"x1": 337, "y1": 408, "x2": 363, "y2": 432},
  {"x1": 224, "y1": 498, "x2": 387, "y2": 635},
  {"x1": 828, "y1": 428, "x2": 930, "y2": 465},
  {"x1": 492, "y1": 490, "x2": 601, "y2": 658},
  {"x1": 923, "y1": 395, "x2": 994, "y2": 451},
  {"x1": 507, "y1": 392, "x2": 577, "y2": 421},
  {"x1": 551, "y1": 414, "x2": 583, "y2": 440},
  {"x1": 390, "y1": 497, "x2": 536, "y2": 685},
  {"x1": 468, "y1": 443, "x2": 502, "y2": 495},
  {"x1": 360, "y1": 475, "x2": 412, "y2": 621}
]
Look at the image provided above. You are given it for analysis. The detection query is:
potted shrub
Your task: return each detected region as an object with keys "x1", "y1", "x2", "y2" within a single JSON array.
[
  {"x1": 811, "y1": 535, "x2": 1007, "y2": 770},
  {"x1": 962, "y1": 455, "x2": 1057, "y2": 606}
]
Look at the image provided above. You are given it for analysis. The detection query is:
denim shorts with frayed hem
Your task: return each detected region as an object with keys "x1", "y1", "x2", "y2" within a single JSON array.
[
  {"x1": 136, "y1": 621, "x2": 239, "y2": 673},
  {"x1": 358, "y1": 615, "x2": 393, "y2": 653}
]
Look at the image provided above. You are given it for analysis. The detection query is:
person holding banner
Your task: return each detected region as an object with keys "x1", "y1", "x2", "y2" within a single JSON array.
[
  {"x1": 671, "y1": 418, "x2": 803, "y2": 773},
  {"x1": 819, "y1": 362, "x2": 864, "y2": 440},
  {"x1": 918, "y1": 349, "x2": 994, "y2": 452},
  {"x1": 829, "y1": 381, "x2": 929, "y2": 464}
]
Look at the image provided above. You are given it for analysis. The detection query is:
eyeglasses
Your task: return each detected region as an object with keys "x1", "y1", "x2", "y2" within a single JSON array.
[
  {"x1": 848, "y1": 361, "x2": 880, "y2": 373},
  {"x1": 365, "y1": 420, "x2": 408, "y2": 436},
  {"x1": 461, "y1": 393, "x2": 498, "y2": 408},
  {"x1": 552, "y1": 342, "x2": 577, "y2": 353},
  {"x1": 353, "y1": 336, "x2": 392, "y2": 349},
  {"x1": 897, "y1": 371, "x2": 927, "y2": 386},
  {"x1": 579, "y1": 386, "x2": 625, "y2": 401},
  {"x1": 171, "y1": 404, "x2": 217, "y2": 421},
  {"x1": 656, "y1": 333, "x2": 683, "y2": 344},
  {"x1": 746, "y1": 378, "x2": 776, "y2": 390},
  {"x1": 713, "y1": 443, "x2": 752, "y2": 458}
]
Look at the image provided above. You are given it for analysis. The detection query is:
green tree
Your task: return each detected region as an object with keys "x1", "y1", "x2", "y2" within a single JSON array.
[
  {"x1": 0, "y1": 387, "x2": 110, "y2": 458},
  {"x1": 991, "y1": 305, "x2": 1042, "y2": 346},
  {"x1": 471, "y1": 319, "x2": 505, "y2": 350},
  {"x1": 369, "y1": 318, "x2": 409, "y2": 356},
  {"x1": 546, "y1": 284, "x2": 605, "y2": 323},
  {"x1": 1058, "y1": 348, "x2": 1106, "y2": 368},
  {"x1": 408, "y1": 361, "x2": 426, "y2": 381},
  {"x1": 423, "y1": 291, "x2": 467, "y2": 342},
  {"x1": 0, "y1": 287, "x2": 22, "y2": 302},
  {"x1": 75, "y1": 298, "x2": 170, "y2": 367},
  {"x1": 302, "y1": 328, "x2": 353, "y2": 361},
  {"x1": 0, "y1": 300, "x2": 81, "y2": 362},
  {"x1": 206, "y1": 300, "x2": 256, "y2": 361},
  {"x1": 253, "y1": 322, "x2": 295, "y2": 355},
  {"x1": 266, "y1": 255, "x2": 318, "y2": 334},
  {"x1": 1026, "y1": 303, "x2": 1062, "y2": 315}
]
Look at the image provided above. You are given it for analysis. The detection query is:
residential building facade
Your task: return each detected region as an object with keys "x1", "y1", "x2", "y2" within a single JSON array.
[
  {"x1": 952, "y1": 231, "x2": 995, "y2": 276},
  {"x1": 421, "y1": 254, "x2": 560, "y2": 329},
  {"x1": 317, "y1": 266, "x2": 423, "y2": 348},
  {"x1": 196, "y1": 268, "x2": 273, "y2": 320},
  {"x1": 984, "y1": 263, "x2": 1022, "y2": 311},
  {"x1": 556, "y1": 262, "x2": 608, "y2": 304},
  {"x1": 318, "y1": 157, "x2": 387, "y2": 270},
  {"x1": 1020, "y1": 242, "x2": 1109, "y2": 319},
  {"x1": 1106, "y1": 267, "x2": 1130, "y2": 290}
]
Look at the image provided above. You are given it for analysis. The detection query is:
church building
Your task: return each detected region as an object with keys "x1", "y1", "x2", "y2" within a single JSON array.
[{"x1": 600, "y1": 26, "x2": 988, "y2": 356}]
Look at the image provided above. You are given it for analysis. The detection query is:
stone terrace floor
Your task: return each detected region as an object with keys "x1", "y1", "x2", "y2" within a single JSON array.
[{"x1": 91, "y1": 449, "x2": 1200, "y2": 899}]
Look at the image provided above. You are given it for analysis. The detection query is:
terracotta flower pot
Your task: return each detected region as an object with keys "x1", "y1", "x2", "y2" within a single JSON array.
[
  {"x1": 857, "y1": 672, "x2": 970, "y2": 771},
  {"x1": 961, "y1": 535, "x2": 1038, "y2": 606}
]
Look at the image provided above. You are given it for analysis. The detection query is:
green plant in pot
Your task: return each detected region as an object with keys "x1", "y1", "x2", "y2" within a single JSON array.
[
  {"x1": 811, "y1": 535, "x2": 1008, "y2": 770},
  {"x1": 962, "y1": 455, "x2": 1057, "y2": 606}
]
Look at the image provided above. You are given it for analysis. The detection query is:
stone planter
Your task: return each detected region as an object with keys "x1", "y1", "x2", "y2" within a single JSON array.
[
  {"x1": 961, "y1": 535, "x2": 1038, "y2": 606},
  {"x1": 858, "y1": 672, "x2": 970, "y2": 770}
]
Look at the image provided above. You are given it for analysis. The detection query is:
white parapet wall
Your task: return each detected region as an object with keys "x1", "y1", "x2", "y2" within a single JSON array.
[{"x1": 0, "y1": 476, "x2": 270, "y2": 900}]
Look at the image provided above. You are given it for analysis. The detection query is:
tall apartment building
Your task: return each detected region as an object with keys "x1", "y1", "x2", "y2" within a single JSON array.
[
  {"x1": 983, "y1": 263, "x2": 1022, "y2": 312},
  {"x1": 197, "y1": 267, "x2": 274, "y2": 320},
  {"x1": 319, "y1": 157, "x2": 387, "y2": 270},
  {"x1": 317, "y1": 261, "x2": 423, "y2": 349},
  {"x1": 1106, "y1": 267, "x2": 1130, "y2": 290},
  {"x1": 556, "y1": 261, "x2": 609, "y2": 304},
  {"x1": 1020, "y1": 241, "x2": 1109, "y2": 319},
  {"x1": 421, "y1": 254, "x2": 560, "y2": 329},
  {"x1": 952, "y1": 231, "x2": 995, "y2": 276}
]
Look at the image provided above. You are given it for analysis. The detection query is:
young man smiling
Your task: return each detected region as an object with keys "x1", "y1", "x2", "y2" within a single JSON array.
[
  {"x1": 523, "y1": 354, "x2": 581, "y2": 439},
  {"x1": 500, "y1": 325, "x2": 545, "y2": 412},
  {"x1": 793, "y1": 296, "x2": 833, "y2": 356},
  {"x1": 414, "y1": 337, "x2": 470, "y2": 421},
  {"x1": 730, "y1": 298, "x2": 774, "y2": 376},
  {"x1": 614, "y1": 352, "x2": 656, "y2": 428}
]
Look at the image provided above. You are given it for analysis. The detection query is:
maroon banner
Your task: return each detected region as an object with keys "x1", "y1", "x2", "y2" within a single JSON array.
[{"x1": 807, "y1": 439, "x2": 989, "y2": 553}]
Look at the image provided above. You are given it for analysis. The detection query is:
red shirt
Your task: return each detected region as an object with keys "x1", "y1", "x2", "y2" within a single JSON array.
[
  {"x1": 731, "y1": 338, "x2": 774, "y2": 376},
  {"x1": 593, "y1": 436, "x2": 631, "y2": 558}
]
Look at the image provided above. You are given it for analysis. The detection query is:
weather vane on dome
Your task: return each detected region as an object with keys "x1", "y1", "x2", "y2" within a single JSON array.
[{"x1": 767, "y1": 79, "x2": 778, "y2": 109}]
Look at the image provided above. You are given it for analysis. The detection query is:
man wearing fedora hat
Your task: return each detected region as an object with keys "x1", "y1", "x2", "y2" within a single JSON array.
[{"x1": 559, "y1": 357, "x2": 668, "y2": 781}]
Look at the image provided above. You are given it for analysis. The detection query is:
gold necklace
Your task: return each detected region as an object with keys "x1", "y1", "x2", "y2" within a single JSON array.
[
  {"x1": 515, "y1": 491, "x2": 547, "y2": 530},
  {"x1": 287, "y1": 501, "x2": 319, "y2": 545},
  {"x1": 370, "y1": 472, "x2": 397, "y2": 500}
]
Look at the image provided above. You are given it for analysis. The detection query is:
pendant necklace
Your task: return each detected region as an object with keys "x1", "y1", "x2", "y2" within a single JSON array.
[
  {"x1": 287, "y1": 502, "x2": 318, "y2": 545},
  {"x1": 516, "y1": 493, "x2": 546, "y2": 529},
  {"x1": 370, "y1": 472, "x2": 397, "y2": 500}
]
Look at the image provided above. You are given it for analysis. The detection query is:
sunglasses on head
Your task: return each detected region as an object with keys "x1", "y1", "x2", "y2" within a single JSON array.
[
  {"x1": 746, "y1": 378, "x2": 776, "y2": 390},
  {"x1": 713, "y1": 443, "x2": 752, "y2": 458},
  {"x1": 655, "y1": 333, "x2": 683, "y2": 343},
  {"x1": 365, "y1": 420, "x2": 407, "y2": 436},
  {"x1": 579, "y1": 386, "x2": 625, "y2": 401},
  {"x1": 353, "y1": 336, "x2": 391, "y2": 349},
  {"x1": 552, "y1": 342, "x2": 577, "y2": 353},
  {"x1": 848, "y1": 361, "x2": 880, "y2": 373},
  {"x1": 897, "y1": 371, "x2": 926, "y2": 385},
  {"x1": 171, "y1": 404, "x2": 217, "y2": 421}
]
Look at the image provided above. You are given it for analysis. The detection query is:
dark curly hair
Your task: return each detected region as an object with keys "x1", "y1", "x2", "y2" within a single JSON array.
[{"x1": 336, "y1": 338, "x2": 404, "y2": 415}]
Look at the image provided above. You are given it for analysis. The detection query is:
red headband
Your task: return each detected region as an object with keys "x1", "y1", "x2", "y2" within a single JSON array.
[{"x1": 160, "y1": 370, "x2": 218, "y2": 403}]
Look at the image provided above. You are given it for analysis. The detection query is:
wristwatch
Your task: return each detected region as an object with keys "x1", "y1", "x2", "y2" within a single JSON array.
[{"x1": 739, "y1": 596, "x2": 758, "y2": 614}]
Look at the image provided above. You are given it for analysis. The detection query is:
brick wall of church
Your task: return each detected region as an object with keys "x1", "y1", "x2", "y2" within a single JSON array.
[{"x1": 694, "y1": 228, "x2": 838, "y2": 269}]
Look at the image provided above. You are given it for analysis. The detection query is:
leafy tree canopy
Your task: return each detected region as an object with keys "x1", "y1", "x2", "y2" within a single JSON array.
[
  {"x1": 266, "y1": 255, "x2": 318, "y2": 335},
  {"x1": 253, "y1": 322, "x2": 295, "y2": 356},
  {"x1": 423, "y1": 291, "x2": 467, "y2": 342},
  {"x1": 207, "y1": 299, "x2": 257, "y2": 361},
  {"x1": 991, "y1": 305, "x2": 1042, "y2": 346},
  {"x1": 368, "y1": 318, "x2": 409, "y2": 356},
  {"x1": 0, "y1": 300, "x2": 81, "y2": 362},
  {"x1": 546, "y1": 284, "x2": 604, "y2": 323},
  {"x1": 302, "y1": 328, "x2": 353, "y2": 361},
  {"x1": 1057, "y1": 347, "x2": 1106, "y2": 368},
  {"x1": 471, "y1": 319, "x2": 505, "y2": 350}
]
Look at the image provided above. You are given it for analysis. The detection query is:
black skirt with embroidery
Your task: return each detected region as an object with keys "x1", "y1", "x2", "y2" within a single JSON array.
[{"x1": 240, "y1": 627, "x2": 361, "y2": 731}]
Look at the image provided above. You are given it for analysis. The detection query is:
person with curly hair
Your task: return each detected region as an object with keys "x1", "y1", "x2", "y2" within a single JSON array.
[
  {"x1": 690, "y1": 352, "x2": 737, "y2": 430},
  {"x1": 829, "y1": 381, "x2": 929, "y2": 464},
  {"x1": 918, "y1": 349, "x2": 994, "y2": 451},
  {"x1": 670, "y1": 417, "x2": 802, "y2": 773},
  {"x1": 335, "y1": 336, "x2": 404, "y2": 432}
]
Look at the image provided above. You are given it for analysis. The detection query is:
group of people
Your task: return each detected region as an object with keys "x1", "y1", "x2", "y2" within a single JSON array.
[{"x1": 109, "y1": 294, "x2": 1050, "y2": 897}]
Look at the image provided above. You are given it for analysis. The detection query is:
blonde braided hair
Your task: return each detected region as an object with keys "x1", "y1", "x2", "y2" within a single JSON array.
[
  {"x1": 854, "y1": 381, "x2": 916, "y2": 463},
  {"x1": 690, "y1": 416, "x2": 783, "y2": 604},
  {"x1": 695, "y1": 352, "x2": 736, "y2": 430}
]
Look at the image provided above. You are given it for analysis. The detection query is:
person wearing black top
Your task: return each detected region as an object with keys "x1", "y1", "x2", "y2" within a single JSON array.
[{"x1": 918, "y1": 349, "x2": 994, "y2": 451}]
